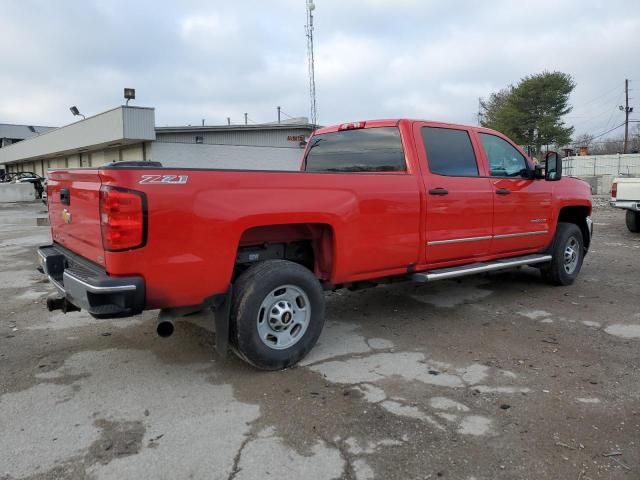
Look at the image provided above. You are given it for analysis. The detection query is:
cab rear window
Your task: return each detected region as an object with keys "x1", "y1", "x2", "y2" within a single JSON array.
[{"x1": 303, "y1": 127, "x2": 406, "y2": 173}]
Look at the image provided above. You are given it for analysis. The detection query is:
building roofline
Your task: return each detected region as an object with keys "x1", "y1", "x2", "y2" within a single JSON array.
[
  {"x1": 0, "y1": 123, "x2": 57, "y2": 129},
  {"x1": 0, "y1": 106, "x2": 155, "y2": 165},
  {"x1": 155, "y1": 123, "x2": 318, "y2": 133}
]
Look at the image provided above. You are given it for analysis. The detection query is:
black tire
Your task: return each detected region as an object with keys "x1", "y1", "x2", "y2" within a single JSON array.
[
  {"x1": 230, "y1": 259, "x2": 325, "y2": 370},
  {"x1": 626, "y1": 210, "x2": 640, "y2": 233},
  {"x1": 541, "y1": 222, "x2": 584, "y2": 286}
]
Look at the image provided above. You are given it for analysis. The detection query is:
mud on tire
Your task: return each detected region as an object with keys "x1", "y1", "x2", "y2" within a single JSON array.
[{"x1": 229, "y1": 259, "x2": 325, "y2": 370}]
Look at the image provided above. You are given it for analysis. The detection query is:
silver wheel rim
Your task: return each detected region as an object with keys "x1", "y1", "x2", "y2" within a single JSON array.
[
  {"x1": 563, "y1": 236, "x2": 580, "y2": 274},
  {"x1": 257, "y1": 285, "x2": 310, "y2": 350}
]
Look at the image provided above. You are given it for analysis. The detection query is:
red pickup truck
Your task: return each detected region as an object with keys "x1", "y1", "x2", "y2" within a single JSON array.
[{"x1": 39, "y1": 119, "x2": 592, "y2": 369}]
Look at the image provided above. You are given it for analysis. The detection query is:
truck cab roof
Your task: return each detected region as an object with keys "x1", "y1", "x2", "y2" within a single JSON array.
[{"x1": 313, "y1": 118, "x2": 503, "y2": 137}]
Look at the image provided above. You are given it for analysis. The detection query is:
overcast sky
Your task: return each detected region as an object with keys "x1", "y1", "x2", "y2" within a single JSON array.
[{"x1": 1, "y1": 0, "x2": 638, "y2": 139}]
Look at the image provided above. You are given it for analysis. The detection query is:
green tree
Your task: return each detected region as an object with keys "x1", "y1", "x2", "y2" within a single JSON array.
[
  {"x1": 479, "y1": 87, "x2": 513, "y2": 133},
  {"x1": 481, "y1": 71, "x2": 575, "y2": 155}
]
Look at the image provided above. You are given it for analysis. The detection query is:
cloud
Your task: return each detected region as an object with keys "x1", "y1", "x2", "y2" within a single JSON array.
[{"x1": 0, "y1": 0, "x2": 638, "y2": 139}]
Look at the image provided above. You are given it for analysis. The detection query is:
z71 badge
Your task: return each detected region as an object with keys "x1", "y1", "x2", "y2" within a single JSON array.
[{"x1": 139, "y1": 174, "x2": 189, "y2": 185}]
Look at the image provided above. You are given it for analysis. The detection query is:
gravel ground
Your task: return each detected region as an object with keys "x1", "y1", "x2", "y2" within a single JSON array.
[{"x1": 0, "y1": 200, "x2": 638, "y2": 480}]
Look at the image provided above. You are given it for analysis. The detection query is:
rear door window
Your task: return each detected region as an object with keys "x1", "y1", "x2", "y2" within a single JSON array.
[
  {"x1": 421, "y1": 127, "x2": 479, "y2": 176},
  {"x1": 304, "y1": 127, "x2": 406, "y2": 172}
]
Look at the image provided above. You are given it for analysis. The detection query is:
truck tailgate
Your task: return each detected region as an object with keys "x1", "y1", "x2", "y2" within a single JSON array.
[
  {"x1": 47, "y1": 169, "x2": 105, "y2": 266},
  {"x1": 615, "y1": 178, "x2": 640, "y2": 200}
]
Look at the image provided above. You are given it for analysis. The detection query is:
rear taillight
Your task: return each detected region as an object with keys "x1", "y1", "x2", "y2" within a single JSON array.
[
  {"x1": 99, "y1": 186, "x2": 147, "y2": 251},
  {"x1": 611, "y1": 182, "x2": 617, "y2": 199}
]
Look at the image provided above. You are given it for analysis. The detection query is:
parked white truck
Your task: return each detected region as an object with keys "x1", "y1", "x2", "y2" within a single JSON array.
[{"x1": 610, "y1": 177, "x2": 640, "y2": 232}]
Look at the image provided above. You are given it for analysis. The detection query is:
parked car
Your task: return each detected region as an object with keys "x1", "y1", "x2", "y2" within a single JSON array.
[
  {"x1": 38, "y1": 119, "x2": 593, "y2": 369},
  {"x1": 6, "y1": 171, "x2": 44, "y2": 198},
  {"x1": 610, "y1": 177, "x2": 640, "y2": 232}
]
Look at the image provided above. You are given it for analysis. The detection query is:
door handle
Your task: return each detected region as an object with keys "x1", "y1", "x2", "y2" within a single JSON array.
[
  {"x1": 428, "y1": 188, "x2": 449, "y2": 196},
  {"x1": 495, "y1": 188, "x2": 511, "y2": 195}
]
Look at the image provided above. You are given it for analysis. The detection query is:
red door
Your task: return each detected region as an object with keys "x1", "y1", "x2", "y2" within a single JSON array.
[
  {"x1": 475, "y1": 131, "x2": 552, "y2": 255},
  {"x1": 414, "y1": 123, "x2": 494, "y2": 266}
]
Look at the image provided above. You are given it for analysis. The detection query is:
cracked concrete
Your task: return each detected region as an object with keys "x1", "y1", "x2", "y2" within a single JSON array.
[{"x1": 1, "y1": 202, "x2": 640, "y2": 479}]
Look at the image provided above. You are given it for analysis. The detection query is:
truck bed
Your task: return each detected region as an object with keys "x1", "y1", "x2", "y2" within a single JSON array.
[{"x1": 47, "y1": 166, "x2": 422, "y2": 309}]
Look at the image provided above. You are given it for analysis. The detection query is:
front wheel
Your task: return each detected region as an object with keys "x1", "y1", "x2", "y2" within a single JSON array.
[
  {"x1": 541, "y1": 222, "x2": 584, "y2": 286},
  {"x1": 626, "y1": 210, "x2": 640, "y2": 233},
  {"x1": 230, "y1": 260, "x2": 325, "y2": 370}
]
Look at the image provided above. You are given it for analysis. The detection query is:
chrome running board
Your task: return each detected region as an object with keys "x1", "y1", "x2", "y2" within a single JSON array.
[{"x1": 411, "y1": 254, "x2": 552, "y2": 283}]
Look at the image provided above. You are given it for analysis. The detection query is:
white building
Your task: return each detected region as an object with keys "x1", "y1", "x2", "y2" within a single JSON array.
[
  {"x1": 0, "y1": 123, "x2": 56, "y2": 150},
  {"x1": 0, "y1": 106, "x2": 315, "y2": 177}
]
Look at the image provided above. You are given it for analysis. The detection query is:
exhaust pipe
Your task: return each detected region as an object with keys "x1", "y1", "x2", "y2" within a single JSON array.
[
  {"x1": 157, "y1": 319, "x2": 174, "y2": 338},
  {"x1": 155, "y1": 306, "x2": 202, "y2": 338},
  {"x1": 156, "y1": 312, "x2": 175, "y2": 338}
]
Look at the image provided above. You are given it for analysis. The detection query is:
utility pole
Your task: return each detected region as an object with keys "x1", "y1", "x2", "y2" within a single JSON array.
[
  {"x1": 305, "y1": 0, "x2": 318, "y2": 127},
  {"x1": 619, "y1": 79, "x2": 635, "y2": 154},
  {"x1": 623, "y1": 79, "x2": 631, "y2": 154},
  {"x1": 244, "y1": 113, "x2": 248, "y2": 125},
  {"x1": 277, "y1": 106, "x2": 281, "y2": 124}
]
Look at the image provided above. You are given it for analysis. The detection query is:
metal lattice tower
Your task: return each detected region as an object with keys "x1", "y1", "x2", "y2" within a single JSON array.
[{"x1": 305, "y1": 0, "x2": 317, "y2": 127}]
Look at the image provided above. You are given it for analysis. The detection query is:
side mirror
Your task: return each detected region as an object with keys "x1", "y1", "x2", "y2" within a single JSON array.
[
  {"x1": 545, "y1": 151, "x2": 562, "y2": 181},
  {"x1": 534, "y1": 164, "x2": 544, "y2": 179},
  {"x1": 520, "y1": 164, "x2": 545, "y2": 180}
]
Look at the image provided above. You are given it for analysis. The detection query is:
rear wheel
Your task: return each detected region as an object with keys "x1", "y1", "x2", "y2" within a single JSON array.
[
  {"x1": 541, "y1": 222, "x2": 584, "y2": 286},
  {"x1": 230, "y1": 259, "x2": 325, "y2": 370},
  {"x1": 626, "y1": 210, "x2": 640, "y2": 233}
]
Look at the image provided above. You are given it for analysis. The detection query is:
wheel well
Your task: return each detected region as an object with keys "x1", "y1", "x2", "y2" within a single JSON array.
[
  {"x1": 557, "y1": 206, "x2": 591, "y2": 249},
  {"x1": 235, "y1": 223, "x2": 334, "y2": 280}
]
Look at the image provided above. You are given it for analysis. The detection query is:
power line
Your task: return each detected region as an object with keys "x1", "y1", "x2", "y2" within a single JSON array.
[
  {"x1": 590, "y1": 122, "x2": 626, "y2": 141},
  {"x1": 570, "y1": 92, "x2": 626, "y2": 136},
  {"x1": 603, "y1": 99, "x2": 624, "y2": 131},
  {"x1": 568, "y1": 94, "x2": 625, "y2": 121},
  {"x1": 578, "y1": 83, "x2": 624, "y2": 109}
]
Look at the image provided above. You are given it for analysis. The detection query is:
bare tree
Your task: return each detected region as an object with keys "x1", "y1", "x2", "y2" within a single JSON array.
[
  {"x1": 591, "y1": 137, "x2": 624, "y2": 155},
  {"x1": 573, "y1": 133, "x2": 594, "y2": 148},
  {"x1": 631, "y1": 124, "x2": 640, "y2": 154}
]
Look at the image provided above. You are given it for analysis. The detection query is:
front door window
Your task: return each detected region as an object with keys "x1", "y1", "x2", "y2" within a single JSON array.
[{"x1": 479, "y1": 133, "x2": 528, "y2": 177}]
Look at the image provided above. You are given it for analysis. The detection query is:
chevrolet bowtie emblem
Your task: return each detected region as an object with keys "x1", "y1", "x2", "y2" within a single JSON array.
[{"x1": 62, "y1": 208, "x2": 72, "y2": 224}]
